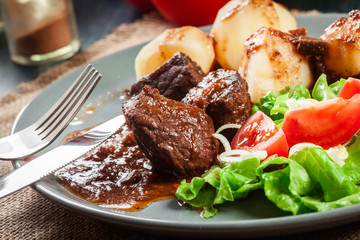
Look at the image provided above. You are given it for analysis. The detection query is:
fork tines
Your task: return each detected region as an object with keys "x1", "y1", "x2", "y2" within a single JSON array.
[{"x1": 35, "y1": 64, "x2": 102, "y2": 140}]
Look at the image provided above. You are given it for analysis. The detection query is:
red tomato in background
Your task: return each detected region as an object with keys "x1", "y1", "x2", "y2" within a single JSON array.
[
  {"x1": 151, "y1": 0, "x2": 230, "y2": 26},
  {"x1": 282, "y1": 94, "x2": 360, "y2": 149},
  {"x1": 124, "y1": 0, "x2": 156, "y2": 12},
  {"x1": 338, "y1": 77, "x2": 360, "y2": 99},
  {"x1": 231, "y1": 111, "x2": 289, "y2": 158}
]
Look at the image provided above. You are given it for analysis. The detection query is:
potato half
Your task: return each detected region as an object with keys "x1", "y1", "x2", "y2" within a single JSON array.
[
  {"x1": 135, "y1": 26, "x2": 215, "y2": 79},
  {"x1": 211, "y1": 0, "x2": 297, "y2": 71},
  {"x1": 239, "y1": 27, "x2": 313, "y2": 101}
]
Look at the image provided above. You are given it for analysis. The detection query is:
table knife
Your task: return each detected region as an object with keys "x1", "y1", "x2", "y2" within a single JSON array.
[{"x1": 0, "y1": 114, "x2": 125, "y2": 198}]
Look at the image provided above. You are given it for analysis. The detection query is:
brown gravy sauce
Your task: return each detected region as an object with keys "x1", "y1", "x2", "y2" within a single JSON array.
[{"x1": 55, "y1": 123, "x2": 181, "y2": 212}]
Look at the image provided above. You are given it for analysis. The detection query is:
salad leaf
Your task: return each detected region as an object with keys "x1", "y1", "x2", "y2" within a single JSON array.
[
  {"x1": 329, "y1": 78, "x2": 346, "y2": 96},
  {"x1": 257, "y1": 157, "x2": 315, "y2": 214},
  {"x1": 343, "y1": 137, "x2": 360, "y2": 184},
  {"x1": 175, "y1": 158, "x2": 262, "y2": 218},
  {"x1": 269, "y1": 93, "x2": 289, "y2": 125},
  {"x1": 290, "y1": 147, "x2": 360, "y2": 202},
  {"x1": 311, "y1": 74, "x2": 337, "y2": 101},
  {"x1": 278, "y1": 84, "x2": 311, "y2": 99},
  {"x1": 300, "y1": 193, "x2": 360, "y2": 212},
  {"x1": 252, "y1": 84, "x2": 311, "y2": 123},
  {"x1": 256, "y1": 147, "x2": 360, "y2": 215},
  {"x1": 311, "y1": 74, "x2": 347, "y2": 101},
  {"x1": 175, "y1": 177, "x2": 218, "y2": 218},
  {"x1": 252, "y1": 92, "x2": 278, "y2": 118}
]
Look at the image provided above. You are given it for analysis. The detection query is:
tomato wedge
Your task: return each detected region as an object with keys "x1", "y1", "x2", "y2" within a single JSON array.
[
  {"x1": 282, "y1": 94, "x2": 360, "y2": 149},
  {"x1": 231, "y1": 111, "x2": 289, "y2": 157},
  {"x1": 339, "y1": 77, "x2": 360, "y2": 99}
]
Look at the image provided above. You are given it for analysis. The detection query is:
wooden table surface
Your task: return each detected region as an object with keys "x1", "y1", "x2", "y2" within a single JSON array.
[{"x1": 0, "y1": 0, "x2": 142, "y2": 98}]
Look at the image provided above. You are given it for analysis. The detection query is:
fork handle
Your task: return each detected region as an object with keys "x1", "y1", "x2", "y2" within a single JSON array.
[{"x1": 0, "y1": 125, "x2": 45, "y2": 161}]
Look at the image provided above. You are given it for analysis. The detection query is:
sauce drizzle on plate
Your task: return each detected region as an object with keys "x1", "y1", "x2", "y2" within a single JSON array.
[{"x1": 55, "y1": 123, "x2": 180, "y2": 212}]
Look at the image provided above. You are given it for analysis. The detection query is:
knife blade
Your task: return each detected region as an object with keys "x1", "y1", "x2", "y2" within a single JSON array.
[{"x1": 0, "y1": 114, "x2": 125, "y2": 198}]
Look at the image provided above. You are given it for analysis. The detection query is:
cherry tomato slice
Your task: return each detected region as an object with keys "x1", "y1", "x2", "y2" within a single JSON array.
[
  {"x1": 339, "y1": 77, "x2": 360, "y2": 99},
  {"x1": 231, "y1": 111, "x2": 289, "y2": 157},
  {"x1": 282, "y1": 94, "x2": 360, "y2": 149}
]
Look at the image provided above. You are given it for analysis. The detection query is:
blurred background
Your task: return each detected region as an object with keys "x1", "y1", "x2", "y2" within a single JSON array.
[
  {"x1": 276, "y1": 0, "x2": 359, "y2": 13},
  {"x1": 0, "y1": 0, "x2": 359, "y2": 98}
]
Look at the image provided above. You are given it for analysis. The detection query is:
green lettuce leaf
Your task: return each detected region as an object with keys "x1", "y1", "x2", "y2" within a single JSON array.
[
  {"x1": 343, "y1": 137, "x2": 360, "y2": 184},
  {"x1": 175, "y1": 177, "x2": 218, "y2": 218},
  {"x1": 329, "y1": 78, "x2": 346, "y2": 96},
  {"x1": 257, "y1": 147, "x2": 360, "y2": 215},
  {"x1": 311, "y1": 74, "x2": 337, "y2": 101},
  {"x1": 256, "y1": 157, "x2": 315, "y2": 214},
  {"x1": 300, "y1": 193, "x2": 360, "y2": 212},
  {"x1": 290, "y1": 147, "x2": 360, "y2": 202},
  {"x1": 311, "y1": 74, "x2": 346, "y2": 101},
  {"x1": 252, "y1": 92, "x2": 278, "y2": 118},
  {"x1": 252, "y1": 84, "x2": 311, "y2": 124},
  {"x1": 278, "y1": 84, "x2": 311, "y2": 99},
  {"x1": 175, "y1": 158, "x2": 262, "y2": 218},
  {"x1": 269, "y1": 93, "x2": 289, "y2": 124}
]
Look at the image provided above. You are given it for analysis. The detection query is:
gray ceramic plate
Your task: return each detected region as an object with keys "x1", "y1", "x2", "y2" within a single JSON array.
[{"x1": 12, "y1": 14, "x2": 354, "y2": 239}]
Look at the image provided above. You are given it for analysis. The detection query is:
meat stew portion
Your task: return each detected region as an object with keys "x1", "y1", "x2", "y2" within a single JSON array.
[
  {"x1": 56, "y1": 55, "x2": 256, "y2": 210},
  {"x1": 123, "y1": 85, "x2": 219, "y2": 177}
]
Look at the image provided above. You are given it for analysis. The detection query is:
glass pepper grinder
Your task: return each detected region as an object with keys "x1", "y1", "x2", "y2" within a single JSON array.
[{"x1": 1, "y1": 0, "x2": 80, "y2": 66}]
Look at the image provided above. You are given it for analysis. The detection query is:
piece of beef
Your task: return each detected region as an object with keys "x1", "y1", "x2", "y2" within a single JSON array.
[
  {"x1": 122, "y1": 85, "x2": 219, "y2": 177},
  {"x1": 294, "y1": 36, "x2": 327, "y2": 57},
  {"x1": 290, "y1": 31, "x2": 329, "y2": 82},
  {"x1": 270, "y1": 28, "x2": 326, "y2": 57},
  {"x1": 182, "y1": 69, "x2": 252, "y2": 133},
  {"x1": 129, "y1": 52, "x2": 205, "y2": 101}
]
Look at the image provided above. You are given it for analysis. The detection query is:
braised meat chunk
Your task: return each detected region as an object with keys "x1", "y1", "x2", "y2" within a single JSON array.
[
  {"x1": 122, "y1": 85, "x2": 219, "y2": 177},
  {"x1": 294, "y1": 35, "x2": 326, "y2": 57},
  {"x1": 129, "y1": 52, "x2": 205, "y2": 101},
  {"x1": 289, "y1": 29, "x2": 327, "y2": 81},
  {"x1": 182, "y1": 69, "x2": 252, "y2": 130}
]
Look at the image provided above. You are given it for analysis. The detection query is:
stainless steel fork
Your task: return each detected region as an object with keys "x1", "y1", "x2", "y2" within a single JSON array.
[{"x1": 0, "y1": 64, "x2": 102, "y2": 160}]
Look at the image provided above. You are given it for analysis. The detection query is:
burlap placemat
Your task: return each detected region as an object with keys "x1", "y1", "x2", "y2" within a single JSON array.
[{"x1": 0, "y1": 11, "x2": 360, "y2": 240}]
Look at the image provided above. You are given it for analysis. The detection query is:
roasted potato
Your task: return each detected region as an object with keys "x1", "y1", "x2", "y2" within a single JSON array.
[
  {"x1": 135, "y1": 26, "x2": 215, "y2": 79},
  {"x1": 239, "y1": 27, "x2": 313, "y2": 101},
  {"x1": 321, "y1": 10, "x2": 360, "y2": 79},
  {"x1": 211, "y1": 0, "x2": 297, "y2": 71}
]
